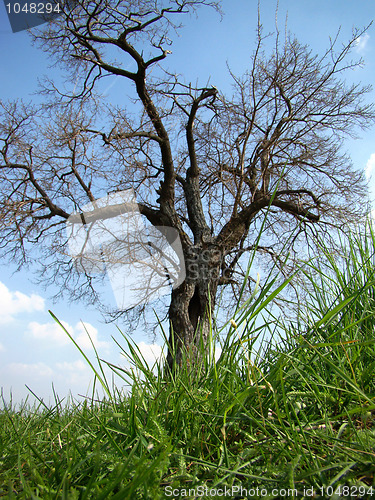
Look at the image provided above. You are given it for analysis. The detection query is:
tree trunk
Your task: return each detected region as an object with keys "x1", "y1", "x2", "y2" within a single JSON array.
[{"x1": 166, "y1": 244, "x2": 220, "y2": 371}]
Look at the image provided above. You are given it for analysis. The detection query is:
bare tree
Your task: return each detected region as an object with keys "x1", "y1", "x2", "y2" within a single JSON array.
[{"x1": 0, "y1": 0, "x2": 374, "y2": 369}]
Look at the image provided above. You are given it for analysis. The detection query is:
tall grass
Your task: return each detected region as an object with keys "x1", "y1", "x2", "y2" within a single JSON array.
[{"x1": 1, "y1": 222, "x2": 375, "y2": 498}]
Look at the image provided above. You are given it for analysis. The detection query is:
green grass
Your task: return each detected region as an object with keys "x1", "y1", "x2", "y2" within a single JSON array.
[{"x1": 2, "y1": 222, "x2": 375, "y2": 499}]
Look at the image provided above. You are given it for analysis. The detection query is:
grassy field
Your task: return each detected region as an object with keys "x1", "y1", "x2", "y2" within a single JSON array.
[{"x1": 1, "y1": 223, "x2": 375, "y2": 499}]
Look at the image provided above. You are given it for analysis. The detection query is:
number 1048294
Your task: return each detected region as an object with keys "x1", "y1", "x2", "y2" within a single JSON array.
[{"x1": 5, "y1": 2, "x2": 61, "y2": 14}]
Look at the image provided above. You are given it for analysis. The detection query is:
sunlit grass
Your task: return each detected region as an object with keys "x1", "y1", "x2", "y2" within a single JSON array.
[{"x1": 1, "y1": 221, "x2": 375, "y2": 498}]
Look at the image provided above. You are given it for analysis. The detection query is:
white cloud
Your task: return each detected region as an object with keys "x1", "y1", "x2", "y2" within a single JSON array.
[
  {"x1": 26, "y1": 320, "x2": 111, "y2": 351},
  {"x1": 137, "y1": 341, "x2": 163, "y2": 365},
  {"x1": 26, "y1": 320, "x2": 72, "y2": 346},
  {"x1": 54, "y1": 360, "x2": 118, "y2": 396},
  {"x1": 8, "y1": 361, "x2": 54, "y2": 378},
  {"x1": 75, "y1": 322, "x2": 109, "y2": 350},
  {"x1": 0, "y1": 282, "x2": 45, "y2": 324},
  {"x1": 355, "y1": 33, "x2": 370, "y2": 54},
  {"x1": 3, "y1": 360, "x2": 95, "y2": 397},
  {"x1": 56, "y1": 360, "x2": 88, "y2": 372},
  {"x1": 214, "y1": 346, "x2": 222, "y2": 362},
  {"x1": 365, "y1": 153, "x2": 375, "y2": 180},
  {"x1": 55, "y1": 360, "x2": 92, "y2": 386},
  {"x1": 0, "y1": 342, "x2": 5, "y2": 352}
]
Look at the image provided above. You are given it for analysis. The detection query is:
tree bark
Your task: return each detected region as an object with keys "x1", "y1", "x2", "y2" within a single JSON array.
[{"x1": 166, "y1": 244, "x2": 220, "y2": 371}]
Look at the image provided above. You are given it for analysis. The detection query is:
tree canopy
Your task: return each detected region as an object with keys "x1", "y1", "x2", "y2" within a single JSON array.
[{"x1": 0, "y1": 0, "x2": 374, "y2": 367}]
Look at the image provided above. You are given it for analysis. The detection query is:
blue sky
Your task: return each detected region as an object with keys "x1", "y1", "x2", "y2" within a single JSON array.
[{"x1": 0, "y1": 0, "x2": 375, "y2": 406}]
